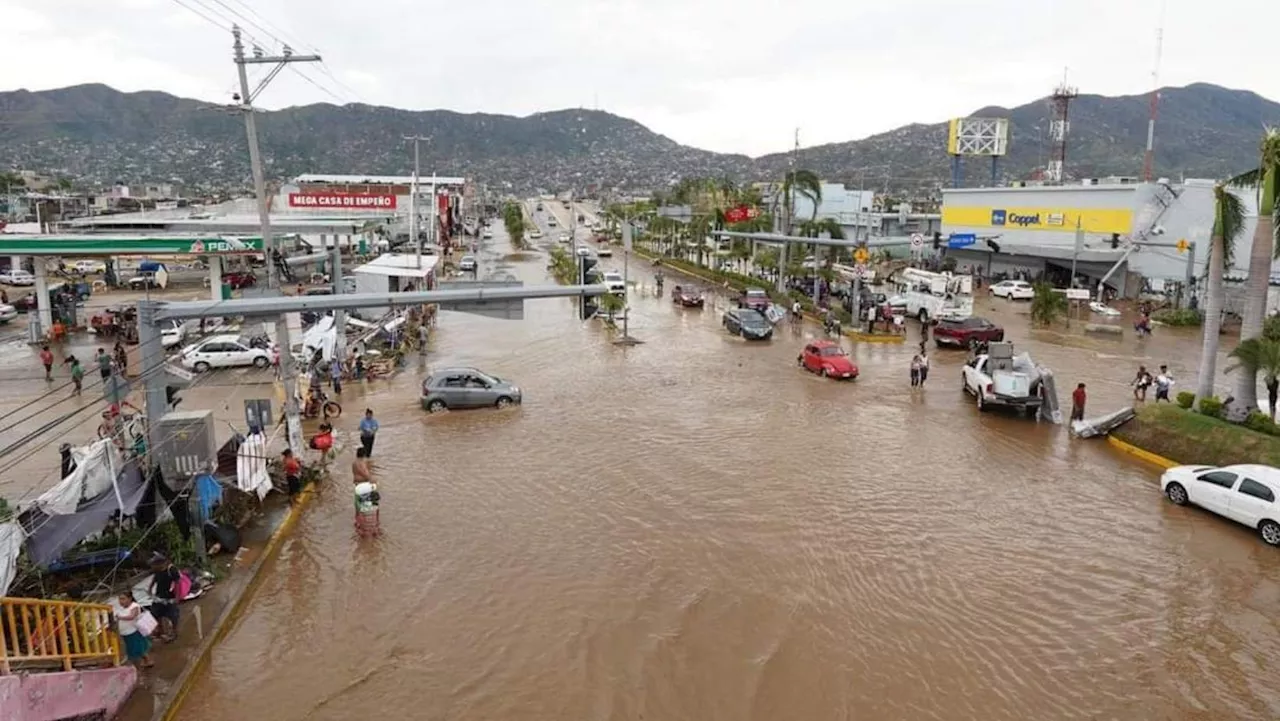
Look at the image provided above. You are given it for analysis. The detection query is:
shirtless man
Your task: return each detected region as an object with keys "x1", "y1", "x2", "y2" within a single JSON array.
[{"x1": 352, "y1": 447, "x2": 372, "y2": 484}]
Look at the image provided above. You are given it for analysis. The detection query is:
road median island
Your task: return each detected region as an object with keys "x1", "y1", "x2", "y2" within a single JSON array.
[
  {"x1": 636, "y1": 249, "x2": 902, "y2": 343},
  {"x1": 1110, "y1": 404, "x2": 1280, "y2": 468}
]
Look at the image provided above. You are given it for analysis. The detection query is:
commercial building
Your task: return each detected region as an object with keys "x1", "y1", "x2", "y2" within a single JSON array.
[
  {"x1": 940, "y1": 178, "x2": 1267, "y2": 293},
  {"x1": 278, "y1": 174, "x2": 469, "y2": 252}
]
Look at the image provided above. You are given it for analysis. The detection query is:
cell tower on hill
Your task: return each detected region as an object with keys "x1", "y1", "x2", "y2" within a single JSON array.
[{"x1": 1046, "y1": 75, "x2": 1078, "y2": 184}]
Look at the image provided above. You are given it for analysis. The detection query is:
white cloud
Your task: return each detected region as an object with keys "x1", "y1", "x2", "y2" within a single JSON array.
[{"x1": 2, "y1": 0, "x2": 1278, "y2": 157}]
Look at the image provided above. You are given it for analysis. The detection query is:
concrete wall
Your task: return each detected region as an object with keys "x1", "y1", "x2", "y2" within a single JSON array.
[{"x1": 0, "y1": 667, "x2": 136, "y2": 721}]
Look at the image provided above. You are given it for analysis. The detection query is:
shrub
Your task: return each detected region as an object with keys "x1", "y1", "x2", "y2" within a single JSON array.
[
  {"x1": 1175, "y1": 391, "x2": 1195, "y2": 409},
  {"x1": 1152, "y1": 308, "x2": 1203, "y2": 327},
  {"x1": 1197, "y1": 395, "x2": 1224, "y2": 418},
  {"x1": 1244, "y1": 411, "x2": 1280, "y2": 436}
]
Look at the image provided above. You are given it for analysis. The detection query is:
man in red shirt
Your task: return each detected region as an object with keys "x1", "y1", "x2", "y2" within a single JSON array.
[
  {"x1": 39, "y1": 345, "x2": 54, "y2": 381},
  {"x1": 282, "y1": 449, "x2": 302, "y2": 504},
  {"x1": 1071, "y1": 383, "x2": 1087, "y2": 422}
]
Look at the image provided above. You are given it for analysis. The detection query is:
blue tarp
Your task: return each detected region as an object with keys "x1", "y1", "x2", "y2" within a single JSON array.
[{"x1": 194, "y1": 473, "x2": 222, "y2": 522}]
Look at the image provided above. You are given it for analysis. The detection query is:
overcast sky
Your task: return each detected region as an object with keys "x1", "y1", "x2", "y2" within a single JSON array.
[{"x1": 4, "y1": 0, "x2": 1277, "y2": 157}]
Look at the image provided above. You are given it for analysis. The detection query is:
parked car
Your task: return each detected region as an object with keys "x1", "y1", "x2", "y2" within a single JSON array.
[
  {"x1": 671, "y1": 285, "x2": 704, "y2": 307},
  {"x1": 737, "y1": 288, "x2": 771, "y2": 312},
  {"x1": 1161, "y1": 464, "x2": 1280, "y2": 546},
  {"x1": 558, "y1": 233, "x2": 571, "y2": 243},
  {"x1": 72, "y1": 260, "x2": 106, "y2": 275},
  {"x1": 797, "y1": 340, "x2": 857, "y2": 379},
  {"x1": 548, "y1": 218, "x2": 557, "y2": 227},
  {"x1": 961, "y1": 343, "x2": 1043, "y2": 415},
  {"x1": 0, "y1": 269, "x2": 35, "y2": 286},
  {"x1": 421, "y1": 367, "x2": 522, "y2": 413},
  {"x1": 179, "y1": 334, "x2": 273, "y2": 372},
  {"x1": 160, "y1": 320, "x2": 188, "y2": 349},
  {"x1": 723, "y1": 307, "x2": 773, "y2": 340},
  {"x1": 933, "y1": 316, "x2": 1004, "y2": 349},
  {"x1": 600, "y1": 271, "x2": 625, "y2": 295},
  {"x1": 990, "y1": 279, "x2": 1035, "y2": 300},
  {"x1": 530, "y1": 229, "x2": 544, "y2": 239},
  {"x1": 223, "y1": 271, "x2": 257, "y2": 290},
  {"x1": 458, "y1": 256, "x2": 478, "y2": 272},
  {"x1": 481, "y1": 229, "x2": 493, "y2": 239},
  {"x1": 596, "y1": 244, "x2": 613, "y2": 258},
  {"x1": 0, "y1": 304, "x2": 16, "y2": 324}
]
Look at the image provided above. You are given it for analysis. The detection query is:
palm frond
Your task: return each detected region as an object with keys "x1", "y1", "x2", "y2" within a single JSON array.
[
  {"x1": 1229, "y1": 167, "x2": 1262, "y2": 188},
  {"x1": 1226, "y1": 337, "x2": 1280, "y2": 382},
  {"x1": 1213, "y1": 184, "x2": 1246, "y2": 268}
]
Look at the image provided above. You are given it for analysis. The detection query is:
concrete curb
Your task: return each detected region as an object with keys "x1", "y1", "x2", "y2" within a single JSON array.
[
  {"x1": 152, "y1": 486, "x2": 317, "y2": 721},
  {"x1": 1106, "y1": 436, "x2": 1179, "y2": 469}
]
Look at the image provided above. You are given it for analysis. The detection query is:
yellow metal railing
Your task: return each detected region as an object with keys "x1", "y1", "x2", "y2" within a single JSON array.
[{"x1": 0, "y1": 597, "x2": 121, "y2": 673}]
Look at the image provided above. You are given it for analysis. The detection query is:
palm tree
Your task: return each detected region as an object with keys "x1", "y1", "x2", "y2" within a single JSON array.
[
  {"x1": 1030, "y1": 282, "x2": 1067, "y2": 326},
  {"x1": 1228, "y1": 129, "x2": 1280, "y2": 411},
  {"x1": 1226, "y1": 338, "x2": 1280, "y2": 420},
  {"x1": 776, "y1": 169, "x2": 822, "y2": 235},
  {"x1": 1195, "y1": 184, "x2": 1247, "y2": 407}
]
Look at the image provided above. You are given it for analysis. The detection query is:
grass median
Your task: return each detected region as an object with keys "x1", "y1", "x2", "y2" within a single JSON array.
[{"x1": 1113, "y1": 403, "x2": 1280, "y2": 467}]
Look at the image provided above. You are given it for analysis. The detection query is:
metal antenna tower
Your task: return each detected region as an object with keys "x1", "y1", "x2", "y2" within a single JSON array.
[
  {"x1": 1047, "y1": 72, "x2": 1079, "y2": 184},
  {"x1": 1143, "y1": 1, "x2": 1167, "y2": 182}
]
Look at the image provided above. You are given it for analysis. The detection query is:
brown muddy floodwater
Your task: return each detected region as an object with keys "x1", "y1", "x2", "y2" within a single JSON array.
[{"x1": 178, "y1": 225, "x2": 1280, "y2": 721}]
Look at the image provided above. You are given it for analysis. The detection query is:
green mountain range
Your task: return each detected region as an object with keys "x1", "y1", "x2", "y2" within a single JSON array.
[{"x1": 1, "y1": 82, "x2": 1276, "y2": 194}]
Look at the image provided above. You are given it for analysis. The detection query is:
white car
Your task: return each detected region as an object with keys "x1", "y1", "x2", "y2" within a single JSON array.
[
  {"x1": 0, "y1": 269, "x2": 35, "y2": 286},
  {"x1": 575, "y1": 246, "x2": 593, "y2": 258},
  {"x1": 458, "y1": 256, "x2": 478, "y2": 272},
  {"x1": 160, "y1": 320, "x2": 188, "y2": 349},
  {"x1": 1161, "y1": 464, "x2": 1280, "y2": 546},
  {"x1": 989, "y1": 280, "x2": 1034, "y2": 300},
  {"x1": 558, "y1": 233, "x2": 571, "y2": 244},
  {"x1": 547, "y1": 218, "x2": 557, "y2": 227},
  {"x1": 72, "y1": 260, "x2": 106, "y2": 274},
  {"x1": 530, "y1": 230, "x2": 544, "y2": 239},
  {"x1": 179, "y1": 334, "x2": 272, "y2": 372},
  {"x1": 596, "y1": 245, "x2": 613, "y2": 258},
  {"x1": 0, "y1": 304, "x2": 16, "y2": 324},
  {"x1": 482, "y1": 230, "x2": 493, "y2": 239},
  {"x1": 601, "y1": 271, "x2": 626, "y2": 295}
]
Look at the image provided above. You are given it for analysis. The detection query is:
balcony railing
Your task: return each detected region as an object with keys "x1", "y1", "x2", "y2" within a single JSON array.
[{"x1": 0, "y1": 597, "x2": 121, "y2": 673}]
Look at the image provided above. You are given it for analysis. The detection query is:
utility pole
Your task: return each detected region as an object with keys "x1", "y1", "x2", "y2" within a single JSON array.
[
  {"x1": 232, "y1": 26, "x2": 320, "y2": 455},
  {"x1": 404, "y1": 135, "x2": 429, "y2": 269}
]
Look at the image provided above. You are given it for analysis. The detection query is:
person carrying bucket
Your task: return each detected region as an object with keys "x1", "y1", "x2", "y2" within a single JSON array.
[{"x1": 352, "y1": 447, "x2": 380, "y2": 537}]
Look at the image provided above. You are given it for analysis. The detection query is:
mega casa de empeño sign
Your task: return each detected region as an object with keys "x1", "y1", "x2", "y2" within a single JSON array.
[{"x1": 288, "y1": 192, "x2": 398, "y2": 210}]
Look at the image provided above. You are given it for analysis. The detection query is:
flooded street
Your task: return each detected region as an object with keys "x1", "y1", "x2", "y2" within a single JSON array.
[{"x1": 165, "y1": 224, "x2": 1280, "y2": 721}]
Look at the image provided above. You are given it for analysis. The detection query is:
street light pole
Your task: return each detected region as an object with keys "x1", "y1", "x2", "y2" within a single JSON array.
[
  {"x1": 232, "y1": 26, "x2": 320, "y2": 455},
  {"x1": 404, "y1": 135, "x2": 429, "y2": 269}
]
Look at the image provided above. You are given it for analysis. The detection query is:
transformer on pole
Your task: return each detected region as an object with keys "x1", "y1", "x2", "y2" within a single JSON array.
[{"x1": 946, "y1": 117, "x2": 1009, "y2": 189}]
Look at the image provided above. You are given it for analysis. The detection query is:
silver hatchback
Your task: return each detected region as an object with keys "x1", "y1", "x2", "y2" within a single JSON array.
[{"x1": 421, "y1": 367, "x2": 522, "y2": 412}]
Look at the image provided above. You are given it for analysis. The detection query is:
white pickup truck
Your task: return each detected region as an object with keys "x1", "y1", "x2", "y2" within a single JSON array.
[{"x1": 961, "y1": 343, "x2": 1043, "y2": 416}]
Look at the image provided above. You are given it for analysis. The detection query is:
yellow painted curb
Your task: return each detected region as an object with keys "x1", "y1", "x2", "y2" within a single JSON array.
[
  {"x1": 848, "y1": 332, "x2": 906, "y2": 344},
  {"x1": 1106, "y1": 435, "x2": 1179, "y2": 469},
  {"x1": 157, "y1": 486, "x2": 317, "y2": 721}
]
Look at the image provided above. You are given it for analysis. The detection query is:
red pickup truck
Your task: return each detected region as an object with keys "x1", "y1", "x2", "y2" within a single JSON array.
[{"x1": 737, "y1": 288, "x2": 771, "y2": 312}]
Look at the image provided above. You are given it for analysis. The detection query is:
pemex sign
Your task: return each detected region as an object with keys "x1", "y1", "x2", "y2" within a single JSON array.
[{"x1": 288, "y1": 192, "x2": 397, "y2": 210}]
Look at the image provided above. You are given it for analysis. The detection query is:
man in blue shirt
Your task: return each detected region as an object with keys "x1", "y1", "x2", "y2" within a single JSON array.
[
  {"x1": 359, "y1": 408, "x2": 379, "y2": 457},
  {"x1": 330, "y1": 357, "x2": 343, "y2": 394}
]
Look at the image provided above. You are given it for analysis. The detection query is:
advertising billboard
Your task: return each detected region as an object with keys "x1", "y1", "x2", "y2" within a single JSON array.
[
  {"x1": 941, "y1": 206, "x2": 1133, "y2": 235},
  {"x1": 288, "y1": 193, "x2": 398, "y2": 210}
]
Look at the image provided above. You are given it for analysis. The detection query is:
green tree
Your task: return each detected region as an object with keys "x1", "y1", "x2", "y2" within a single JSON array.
[
  {"x1": 1195, "y1": 184, "x2": 1247, "y2": 408},
  {"x1": 1229, "y1": 129, "x2": 1280, "y2": 411},
  {"x1": 1226, "y1": 337, "x2": 1280, "y2": 420},
  {"x1": 776, "y1": 169, "x2": 822, "y2": 235},
  {"x1": 596, "y1": 290, "x2": 625, "y2": 320},
  {"x1": 502, "y1": 202, "x2": 526, "y2": 249},
  {"x1": 1029, "y1": 282, "x2": 1066, "y2": 327}
]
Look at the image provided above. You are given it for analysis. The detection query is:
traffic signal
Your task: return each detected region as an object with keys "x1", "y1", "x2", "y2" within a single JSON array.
[
  {"x1": 578, "y1": 256, "x2": 599, "y2": 320},
  {"x1": 165, "y1": 385, "x2": 181, "y2": 410},
  {"x1": 932, "y1": 231, "x2": 942, "y2": 250},
  {"x1": 1110, "y1": 233, "x2": 1120, "y2": 249}
]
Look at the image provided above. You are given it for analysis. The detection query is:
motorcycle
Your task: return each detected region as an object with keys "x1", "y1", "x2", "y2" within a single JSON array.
[
  {"x1": 655, "y1": 272, "x2": 665, "y2": 290},
  {"x1": 823, "y1": 318, "x2": 842, "y2": 336}
]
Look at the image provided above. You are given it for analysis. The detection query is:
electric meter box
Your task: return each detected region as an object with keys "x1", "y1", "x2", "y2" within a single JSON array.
[{"x1": 153, "y1": 409, "x2": 217, "y2": 486}]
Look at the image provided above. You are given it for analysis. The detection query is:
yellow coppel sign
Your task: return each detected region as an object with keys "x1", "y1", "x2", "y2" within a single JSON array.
[{"x1": 941, "y1": 206, "x2": 1133, "y2": 235}]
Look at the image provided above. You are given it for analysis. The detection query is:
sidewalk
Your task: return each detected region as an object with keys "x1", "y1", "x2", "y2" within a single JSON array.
[{"x1": 112, "y1": 494, "x2": 297, "y2": 721}]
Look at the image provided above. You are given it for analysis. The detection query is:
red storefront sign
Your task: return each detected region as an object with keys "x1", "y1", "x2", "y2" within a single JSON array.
[
  {"x1": 723, "y1": 205, "x2": 760, "y2": 224},
  {"x1": 287, "y1": 192, "x2": 398, "y2": 210}
]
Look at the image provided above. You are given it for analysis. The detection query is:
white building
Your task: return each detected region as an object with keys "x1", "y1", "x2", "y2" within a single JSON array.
[{"x1": 350, "y1": 253, "x2": 439, "y2": 319}]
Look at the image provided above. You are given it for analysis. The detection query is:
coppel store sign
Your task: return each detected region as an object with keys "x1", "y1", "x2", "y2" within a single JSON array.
[
  {"x1": 287, "y1": 192, "x2": 398, "y2": 210},
  {"x1": 989, "y1": 209, "x2": 1062, "y2": 227}
]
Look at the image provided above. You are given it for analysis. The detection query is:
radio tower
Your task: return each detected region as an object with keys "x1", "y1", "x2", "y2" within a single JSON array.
[
  {"x1": 1047, "y1": 72, "x2": 1078, "y2": 184},
  {"x1": 1143, "y1": 3, "x2": 1167, "y2": 182}
]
